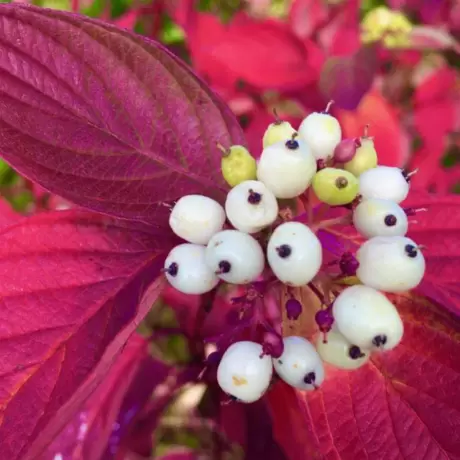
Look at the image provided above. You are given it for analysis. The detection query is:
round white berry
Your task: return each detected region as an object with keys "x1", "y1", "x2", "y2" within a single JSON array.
[
  {"x1": 205, "y1": 230, "x2": 265, "y2": 284},
  {"x1": 298, "y1": 112, "x2": 342, "y2": 160},
  {"x1": 225, "y1": 180, "x2": 278, "y2": 234},
  {"x1": 267, "y1": 222, "x2": 322, "y2": 286},
  {"x1": 169, "y1": 195, "x2": 226, "y2": 245},
  {"x1": 217, "y1": 341, "x2": 273, "y2": 403},
  {"x1": 316, "y1": 327, "x2": 370, "y2": 370},
  {"x1": 359, "y1": 166, "x2": 409, "y2": 203},
  {"x1": 353, "y1": 199, "x2": 408, "y2": 238},
  {"x1": 257, "y1": 138, "x2": 317, "y2": 199},
  {"x1": 164, "y1": 244, "x2": 219, "y2": 295},
  {"x1": 273, "y1": 336, "x2": 324, "y2": 390},
  {"x1": 333, "y1": 285, "x2": 404, "y2": 351},
  {"x1": 356, "y1": 236, "x2": 425, "y2": 292}
]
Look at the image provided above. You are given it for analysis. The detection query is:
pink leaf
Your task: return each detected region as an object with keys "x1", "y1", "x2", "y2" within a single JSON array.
[
  {"x1": 0, "y1": 198, "x2": 21, "y2": 227},
  {"x1": 288, "y1": 0, "x2": 329, "y2": 39},
  {"x1": 409, "y1": 25, "x2": 460, "y2": 53},
  {"x1": 0, "y1": 210, "x2": 171, "y2": 459},
  {"x1": 0, "y1": 4, "x2": 245, "y2": 228}
]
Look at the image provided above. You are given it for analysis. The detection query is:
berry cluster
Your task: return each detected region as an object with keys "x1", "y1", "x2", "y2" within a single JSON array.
[{"x1": 162, "y1": 103, "x2": 426, "y2": 404}]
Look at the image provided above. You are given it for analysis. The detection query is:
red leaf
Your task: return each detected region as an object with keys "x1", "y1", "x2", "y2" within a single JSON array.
[
  {"x1": 268, "y1": 295, "x2": 460, "y2": 459},
  {"x1": 288, "y1": 0, "x2": 329, "y2": 39},
  {"x1": 157, "y1": 449, "x2": 198, "y2": 460},
  {"x1": 0, "y1": 4, "x2": 245, "y2": 228},
  {"x1": 0, "y1": 211, "x2": 171, "y2": 459},
  {"x1": 409, "y1": 26, "x2": 460, "y2": 53},
  {"x1": 319, "y1": 45, "x2": 378, "y2": 110},
  {"x1": 185, "y1": 12, "x2": 320, "y2": 92},
  {"x1": 337, "y1": 90, "x2": 409, "y2": 167},
  {"x1": 0, "y1": 198, "x2": 21, "y2": 227}
]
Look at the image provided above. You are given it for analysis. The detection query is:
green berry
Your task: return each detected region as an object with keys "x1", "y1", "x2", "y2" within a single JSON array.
[
  {"x1": 220, "y1": 144, "x2": 257, "y2": 188},
  {"x1": 263, "y1": 121, "x2": 297, "y2": 148},
  {"x1": 312, "y1": 168, "x2": 359, "y2": 205},
  {"x1": 344, "y1": 127, "x2": 378, "y2": 176}
]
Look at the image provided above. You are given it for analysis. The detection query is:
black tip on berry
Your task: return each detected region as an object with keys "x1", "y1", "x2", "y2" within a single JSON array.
[
  {"x1": 285, "y1": 139, "x2": 299, "y2": 150},
  {"x1": 248, "y1": 189, "x2": 262, "y2": 205},
  {"x1": 165, "y1": 262, "x2": 178, "y2": 277},
  {"x1": 276, "y1": 244, "x2": 292, "y2": 258},
  {"x1": 348, "y1": 345, "x2": 365, "y2": 360},
  {"x1": 384, "y1": 214, "x2": 397, "y2": 226},
  {"x1": 303, "y1": 372, "x2": 316, "y2": 385},
  {"x1": 335, "y1": 177, "x2": 348, "y2": 189},
  {"x1": 372, "y1": 335, "x2": 387, "y2": 347},
  {"x1": 404, "y1": 244, "x2": 418, "y2": 258},
  {"x1": 217, "y1": 260, "x2": 231, "y2": 274}
]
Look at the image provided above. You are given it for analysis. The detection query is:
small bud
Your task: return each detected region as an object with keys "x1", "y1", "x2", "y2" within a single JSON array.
[
  {"x1": 262, "y1": 330, "x2": 284, "y2": 358},
  {"x1": 333, "y1": 138, "x2": 361, "y2": 163},
  {"x1": 315, "y1": 308, "x2": 334, "y2": 343},
  {"x1": 339, "y1": 252, "x2": 359, "y2": 276},
  {"x1": 285, "y1": 298, "x2": 302, "y2": 320}
]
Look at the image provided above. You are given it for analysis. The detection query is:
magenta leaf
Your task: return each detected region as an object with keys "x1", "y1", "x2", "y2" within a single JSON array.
[
  {"x1": 0, "y1": 4, "x2": 245, "y2": 228},
  {"x1": 319, "y1": 44, "x2": 378, "y2": 110},
  {"x1": 0, "y1": 210, "x2": 172, "y2": 460}
]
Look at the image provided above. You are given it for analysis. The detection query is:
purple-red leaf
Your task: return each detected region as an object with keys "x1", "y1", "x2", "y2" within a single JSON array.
[
  {"x1": 0, "y1": 4, "x2": 245, "y2": 227},
  {"x1": 0, "y1": 210, "x2": 171, "y2": 460}
]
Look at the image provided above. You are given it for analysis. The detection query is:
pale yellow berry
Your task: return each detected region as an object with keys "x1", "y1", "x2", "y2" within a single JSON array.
[
  {"x1": 312, "y1": 168, "x2": 359, "y2": 206},
  {"x1": 263, "y1": 121, "x2": 297, "y2": 148},
  {"x1": 220, "y1": 145, "x2": 257, "y2": 188},
  {"x1": 344, "y1": 137, "x2": 378, "y2": 176}
]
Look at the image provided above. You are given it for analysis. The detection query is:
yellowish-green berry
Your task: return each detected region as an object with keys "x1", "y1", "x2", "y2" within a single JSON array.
[
  {"x1": 220, "y1": 145, "x2": 257, "y2": 188},
  {"x1": 312, "y1": 168, "x2": 359, "y2": 206},
  {"x1": 344, "y1": 137, "x2": 378, "y2": 176},
  {"x1": 262, "y1": 121, "x2": 297, "y2": 148}
]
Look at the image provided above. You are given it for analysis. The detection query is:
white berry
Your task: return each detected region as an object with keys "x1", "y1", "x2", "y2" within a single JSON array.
[
  {"x1": 217, "y1": 341, "x2": 273, "y2": 403},
  {"x1": 333, "y1": 285, "x2": 404, "y2": 350},
  {"x1": 225, "y1": 180, "x2": 278, "y2": 234},
  {"x1": 316, "y1": 328, "x2": 370, "y2": 370},
  {"x1": 359, "y1": 166, "x2": 409, "y2": 203},
  {"x1": 298, "y1": 112, "x2": 342, "y2": 160},
  {"x1": 205, "y1": 230, "x2": 265, "y2": 284},
  {"x1": 267, "y1": 222, "x2": 322, "y2": 286},
  {"x1": 164, "y1": 244, "x2": 219, "y2": 295},
  {"x1": 356, "y1": 236, "x2": 425, "y2": 292},
  {"x1": 273, "y1": 336, "x2": 324, "y2": 390},
  {"x1": 353, "y1": 199, "x2": 408, "y2": 238},
  {"x1": 257, "y1": 138, "x2": 317, "y2": 199},
  {"x1": 169, "y1": 194, "x2": 226, "y2": 245}
]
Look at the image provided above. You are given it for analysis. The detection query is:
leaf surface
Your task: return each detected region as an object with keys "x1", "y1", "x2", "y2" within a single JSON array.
[
  {"x1": 0, "y1": 210, "x2": 171, "y2": 459},
  {"x1": 0, "y1": 4, "x2": 245, "y2": 227}
]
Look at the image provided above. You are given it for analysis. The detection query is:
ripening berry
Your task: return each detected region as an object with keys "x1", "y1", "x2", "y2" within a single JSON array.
[
  {"x1": 344, "y1": 137, "x2": 378, "y2": 177},
  {"x1": 225, "y1": 180, "x2": 278, "y2": 234},
  {"x1": 312, "y1": 168, "x2": 359, "y2": 206},
  {"x1": 353, "y1": 199, "x2": 408, "y2": 238},
  {"x1": 332, "y1": 285, "x2": 404, "y2": 351},
  {"x1": 164, "y1": 244, "x2": 219, "y2": 294},
  {"x1": 316, "y1": 328, "x2": 370, "y2": 370},
  {"x1": 267, "y1": 222, "x2": 322, "y2": 286},
  {"x1": 359, "y1": 166, "x2": 409, "y2": 203},
  {"x1": 356, "y1": 236, "x2": 425, "y2": 292},
  {"x1": 217, "y1": 341, "x2": 273, "y2": 403},
  {"x1": 273, "y1": 336, "x2": 325, "y2": 390},
  {"x1": 263, "y1": 117, "x2": 297, "y2": 148},
  {"x1": 205, "y1": 230, "x2": 265, "y2": 284},
  {"x1": 220, "y1": 144, "x2": 257, "y2": 188},
  {"x1": 333, "y1": 137, "x2": 361, "y2": 163},
  {"x1": 169, "y1": 195, "x2": 226, "y2": 245},
  {"x1": 257, "y1": 136, "x2": 317, "y2": 199},
  {"x1": 298, "y1": 107, "x2": 342, "y2": 160}
]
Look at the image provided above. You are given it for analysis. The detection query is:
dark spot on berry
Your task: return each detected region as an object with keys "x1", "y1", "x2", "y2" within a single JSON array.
[
  {"x1": 278, "y1": 360, "x2": 283, "y2": 365},
  {"x1": 372, "y1": 335, "x2": 387, "y2": 347},
  {"x1": 285, "y1": 139, "x2": 299, "y2": 150},
  {"x1": 229, "y1": 394, "x2": 239, "y2": 402},
  {"x1": 405, "y1": 244, "x2": 418, "y2": 258},
  {"x1": 335, "y1": 177, "x2": 348, "y2": 189},
  {"x1": 276, "y1": 244, "x2": 292, "y2": 258},
  {"x1": 166, "y1": 262, "x2": 178, "y2": 277},
  {"x1": 384, "y1": 214, "x2": 397, "y2": 226},
  {"x1": 218, "y1": 260, "x2": 231, "y2": 273},
  {"x1": 402, "y1": 169, "x2": 410, "y2": 182},
  {"x1": 348, "y1": 345, "x2": 365, "y2": 360},
  {"x1": 248, "y1": 189, "x2": 262, "y2": 205},
  {"x1": 303, "y1": 372, "x2": 316, "y2": 385}
]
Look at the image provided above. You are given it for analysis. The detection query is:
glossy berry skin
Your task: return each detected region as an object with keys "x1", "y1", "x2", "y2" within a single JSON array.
[
  {"x1": 312, "y1": 168, "x2": 359, "y2": 206},
  {"x1": 359, "y1": 166, "x2": 409, "y2": 203},
  {"x1": 333, "y1": 138, "x2": 360, "y2": 163},
  {"x1": 221, "y1": 145, "x2": 257, "y2": 188},
  {"x1": 225, "y1": 180, "x2": 278, "y2": 234},
  {"x1": 257, "y1": 139, "x2": 317, "y2": 199},
  {"x1": 217, "y1": 341, "x2": 273, "y2": 403},
  {"x1": 273, "y1": 336, "x2": 325, "y2": 390},
  {"x1": 356, "y1": 236, "x2": 425, "y2": 292},
  {"x1": 316, "y1": 328, "x2": 370, "y2": 370},
  {"x1": 333, "y1": 285, "x2": 404, "y2": 351},
  {"x1": 267, "y1": 222, "x2": 322, "y2": 286},
  {"x1": 353, "y1": 199, "x2": 408, "y2": 238},
  {"x1": 298, "y1": 112, "x2": 342, "y2": 160},
  {"x1": 169, "y1": 195, "x2": 226, "y2": 245},
  {"x1": 344, "y1": 137, "x2": 378, "y2": 176},
  {"x1": 263, "y1": 121, "x2": 297, "y2": 148},
  {"x1": 164, "y1": 244, "x2": 219, "y2": 295},
  {"x1": 205, "y1": 230, "x2": 265, "y2": 284}
]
